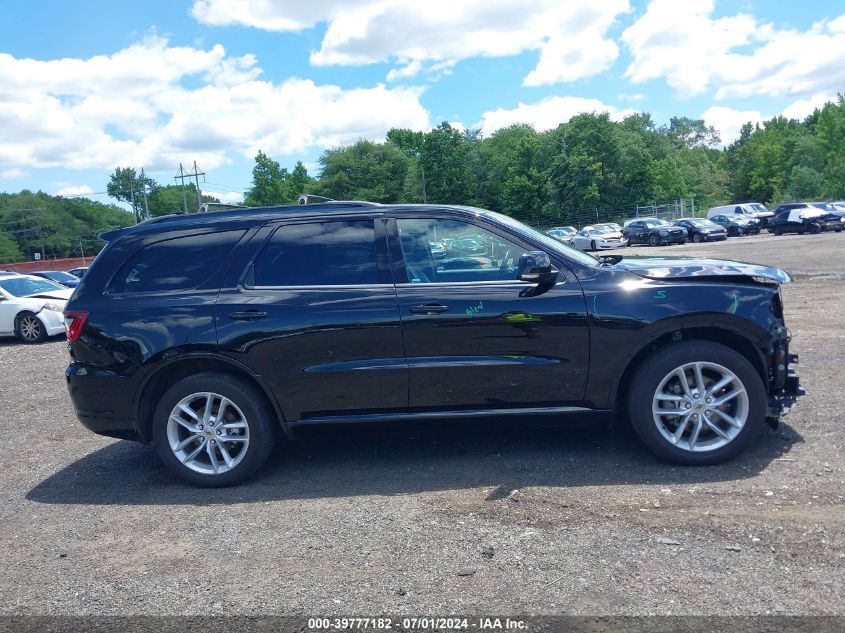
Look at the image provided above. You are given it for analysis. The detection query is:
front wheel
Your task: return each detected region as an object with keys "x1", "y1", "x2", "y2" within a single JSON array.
[
  {"x1": 627, "y1": 341, "x2": 766, "y2": 465},
  {"x1": 153, "y1": 373, "x2": 276, "y2": 486},
  {"x1": 15, "y1": 312, "x2": 47, "y2": 344},
  {"x1": 648, "y1": 234, "x2": 659, "y2": 247},
  {"x1": 809, "y1": 223, "x2": 822, "y2": 234},
  {"x1": 692, "y1": 233, "x2": 702, "y2": 243},
  {"x1": 590, "y1": 240, "x2": 597, "y2": 251}
]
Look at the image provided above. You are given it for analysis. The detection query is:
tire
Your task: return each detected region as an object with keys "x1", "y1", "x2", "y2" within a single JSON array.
[
  {"x1": 809, "y1": 223, "x2": 822, "y2": 234},
  {"x1": 773, "y1": 228, "x2": 783, "y2": 236},
  {"x1": 627, "y1": 340, "x2": 766, "y2": 465},
  {"x1": 590, "y1": 240, "x2": 597, "y2": 251},
  {"x1": 15, "y1": 311, "x2": 47, "y2": 344},
  {"x1": 692, "y1": 233, "x2": 702, "y2": 243},
  {"x1": 736, "y1": 227, "x2": 745, "y2": 236},
  {"x1": 648, "y1": 234, "x2": 659, "y2": 247},
  {"x1": 152, "y1": 372, "x2": 277, "y2": 486}
]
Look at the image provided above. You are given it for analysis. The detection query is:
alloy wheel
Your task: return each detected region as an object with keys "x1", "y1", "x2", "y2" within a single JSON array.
[
  {"x1": 18, "y1": 315, "x2": 42, "y2": 341},
  {"x1": 166, "y1": 392, "x2": 250, "y2": 475},
  {"x1": 652, "y1": 361, "x2": 749, "y2": 452}
]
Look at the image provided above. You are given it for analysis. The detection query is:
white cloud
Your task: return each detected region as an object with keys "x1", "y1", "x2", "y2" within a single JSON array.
[
  {"x1": 0, "y1": 36, "x2": 431, "y2": 173},
  {"x1": 782, "y1": 94, "x2": 832, "y2": 120},
  {"x1": 191, "y1": 0, "x2": 630, "y2": 86},
  {"x1": 701, "y1": 106, "x2": 764, "y2": 146},
  {"x1": 56, "y1": 184, "x2": 94, "y2": 197},
  {"x1": 622, "y1": 0, "x2": 845, "y2": 102},
  {"x1": 203, "y1": 189, "x2": 244, "y2": 204},
  {"x1": 617, "y1": 92, "x2": 646, "y2": 102},
  {"x1": 480, "y1": 96, "x2": 635, "y2": 137},
  {"x1": 0, "y1": 168, "x2": 26, "y2": 180}
]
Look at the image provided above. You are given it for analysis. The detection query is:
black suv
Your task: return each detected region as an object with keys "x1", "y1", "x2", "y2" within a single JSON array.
[
  {"x1": 621, "y1": 219, "x2": 687, "y2": 246},
  {"x1": 65, "y1": 203, "x2": 800, "y2": 486}
]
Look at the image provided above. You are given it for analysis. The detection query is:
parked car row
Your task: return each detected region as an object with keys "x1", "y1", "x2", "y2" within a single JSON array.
[
  {"x1": 0, "y1": 272, "x2": 73, "y2": 343},
  {"x1": 543, "y1": 199, "x2": 843, "y2": 251}
]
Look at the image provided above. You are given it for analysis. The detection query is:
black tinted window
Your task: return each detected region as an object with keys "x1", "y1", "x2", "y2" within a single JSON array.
[
  {"x1": 254, "y1": 220, "x2": 378, "y2": 286},
  {"x1": 109, "y1": 230, "x2": 245, "y2": 294}
]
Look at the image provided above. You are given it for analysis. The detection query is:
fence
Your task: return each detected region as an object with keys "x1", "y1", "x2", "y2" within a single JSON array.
[
  {"x1": 0, "y1": 256, "x2": 90, "y2": 274},
  {"x1": 521, "y1": 198, "x2": 704, "y2": 231}
]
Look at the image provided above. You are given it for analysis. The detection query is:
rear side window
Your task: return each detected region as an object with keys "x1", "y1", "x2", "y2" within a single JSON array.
[
  {"x1": 253, "y1": 220, "x2": 379, "y2": 287},
  {"x1": 109, "y1": 230, "x2": 245, "y2": 294}
]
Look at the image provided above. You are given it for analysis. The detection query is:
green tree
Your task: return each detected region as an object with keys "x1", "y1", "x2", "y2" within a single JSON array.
[
  {"x1": 316, "y1": 140, "x2": 409, "y2": 202},
  {"x1": 106, "y1": 167, "x2": 157, "y2": 222},
  {"x1": 0, "y1": 231, "x2": 24, "y2": 262},
  {"x1": 244, "y1": 151, "x2": 289, "y2": 206},
  {"x1": 420, "y1": 123, "x2": 478, "y2": 205}
]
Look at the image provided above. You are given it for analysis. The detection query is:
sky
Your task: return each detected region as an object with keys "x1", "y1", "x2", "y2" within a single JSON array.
[{"x1": 1, "y1": 0, "x2": 844, "y2": 207}]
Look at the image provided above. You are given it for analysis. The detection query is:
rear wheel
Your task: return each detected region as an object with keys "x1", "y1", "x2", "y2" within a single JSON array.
[
  {"x1": 627, "y1": 341, "x2": 765, "y2": 465},
  {"x1": 15, "y1": 312, "x2": 47, "y2": 344},
  {"x1": 648, "y1": 234, "x2": 659, "y2": 247},
  {"x1": 153, "y1": 373, "x2": 276, "y2": 486}
]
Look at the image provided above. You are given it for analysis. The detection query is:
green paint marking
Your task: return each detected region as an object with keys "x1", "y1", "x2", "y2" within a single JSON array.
[
  {"x1": 729, "y1": 292, "x2": 740, "y2": 314},
  {"x1": 592, "y1": 294, "x2": 600, "y2": 319},
  {"x1": 654, "y1": 290, "x2": 667, "y2": 299}
]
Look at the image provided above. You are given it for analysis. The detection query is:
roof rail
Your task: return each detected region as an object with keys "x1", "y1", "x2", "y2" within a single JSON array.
[{"x1": 297, "y1": 194, "x2": 334, "y2": 205}]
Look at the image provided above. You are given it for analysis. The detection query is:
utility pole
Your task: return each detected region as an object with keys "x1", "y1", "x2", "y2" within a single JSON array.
[
  {"x1": 175, "y1": 163, "x2": 188, "y2": 213},
  {"x1": 193, "y1": 161, "x2": 204, "y2": 212},
  {"x1": 140, "y1": 167, "x2": 150, "y2": 221},
  {"x1": 174, "y1": 162, "x2": 206, "y2": 212},
  {"x1": 79, "y1": 242, "x2": 86, "y2": 264},
  {"x1": 127, "y1": 170, "x2": 137, "y2": 224}
]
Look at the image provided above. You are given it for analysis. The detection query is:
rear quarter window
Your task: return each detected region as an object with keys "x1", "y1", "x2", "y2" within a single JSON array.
[{"x1": 108, "y1": 230, "x2": 245, "y2": 294}]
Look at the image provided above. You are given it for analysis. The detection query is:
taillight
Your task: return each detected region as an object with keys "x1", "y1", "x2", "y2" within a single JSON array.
[{"x1": 64, "y1": 311, "x2": 88, "y2": 342}]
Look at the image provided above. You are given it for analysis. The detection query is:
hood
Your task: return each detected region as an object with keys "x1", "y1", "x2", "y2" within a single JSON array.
[
  {"x1": 613, "y1": 256, "x2": 790, "y2": 284},
  {"x1": 597, "y1": 231, "x2": 624, "y2": 239},
  {"x1": 27, "y1": 289, "x2": 73, "y2": 301}
]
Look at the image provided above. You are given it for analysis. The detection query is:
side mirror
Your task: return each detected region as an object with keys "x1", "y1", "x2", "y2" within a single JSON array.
[{"x1": 517, "y1": 251, "x2": 557, "y2": 284}]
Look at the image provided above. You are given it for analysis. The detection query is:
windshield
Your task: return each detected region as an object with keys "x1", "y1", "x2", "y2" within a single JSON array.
[
  {"x1": 0, "y1": 277, "x2": 65, "y2": 297},
  {"x1": 479, "y1": 209, "x2": 599, "y2": 267},
  {"x1": 38, "y1": 271, "x2": 76, "y2": 282},
  {"x1": 750, "y1": 204, "x2": 768, "y2": 213},
  {"x1": 643, "y1": 219, "x2": 667, "y2": 228},
  {"x1": 685, "y1": 218, "x2": 714, "y2": 227}
]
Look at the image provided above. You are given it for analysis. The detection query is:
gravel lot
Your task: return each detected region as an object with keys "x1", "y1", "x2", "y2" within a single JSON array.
[{"x1": 1, "y1": 231, "x2": 843, "y2": 616}]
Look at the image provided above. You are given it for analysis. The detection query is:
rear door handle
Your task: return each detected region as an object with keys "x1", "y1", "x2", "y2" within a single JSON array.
[
  {"x1": 409, "y1": 304, "x2": 450, "y2": 315},
  {"x1": 228, "y1": 310, "x2": 268, "y2": 321}
]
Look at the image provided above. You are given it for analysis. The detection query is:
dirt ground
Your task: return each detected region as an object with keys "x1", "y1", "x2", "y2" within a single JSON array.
[{"x1": 1, "y1": 231, "x2": 843, "y2": 616}]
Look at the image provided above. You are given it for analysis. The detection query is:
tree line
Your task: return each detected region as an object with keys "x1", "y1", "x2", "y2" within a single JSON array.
[
  {"x1": 244, "y1": 95, "x2": 845, "y2": 227},
  {"x1": 1, "y1": 96, "x2": 843, "y2": 263}
]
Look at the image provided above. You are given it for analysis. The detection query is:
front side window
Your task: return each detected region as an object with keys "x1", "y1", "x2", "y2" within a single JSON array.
[
  {"x1": 109, "y1": 230, "x2": 245, "y2": 294},
  {"x1": 396, "y1": 218, "x2": 525, "y2": 284},
  {"x1": 253, "y1": 220, "x2": 379, "y2": 287}
]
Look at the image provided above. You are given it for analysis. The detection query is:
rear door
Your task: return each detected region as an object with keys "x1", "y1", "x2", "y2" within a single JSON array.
[
  {"x1": 387, "y1": 215, "x2": 589, "y2": 411},
  {"x1": 216, "y1": 216, "x2": 408, "y2": 422}
]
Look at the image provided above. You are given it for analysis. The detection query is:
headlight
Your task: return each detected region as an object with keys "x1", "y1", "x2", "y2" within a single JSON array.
[{"x1": 41, "y1": 302, "x2": 63, "y2": 312}]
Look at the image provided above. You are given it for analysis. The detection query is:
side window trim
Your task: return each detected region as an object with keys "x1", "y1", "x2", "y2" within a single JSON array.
[
  {"x1": 387, "y1": 215, "x2": 545, "y2": 286},
  {"x1": 105, "y1": 228, "x2": 248, "y2": 296},
  {"x1": 244, "y1": 217, "x2": 392, "y2": 290}
]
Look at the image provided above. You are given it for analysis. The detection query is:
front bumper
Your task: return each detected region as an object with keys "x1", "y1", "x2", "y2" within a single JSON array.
[{"x1": 38, "y1": 308, "x2": 67, "y2": 336}]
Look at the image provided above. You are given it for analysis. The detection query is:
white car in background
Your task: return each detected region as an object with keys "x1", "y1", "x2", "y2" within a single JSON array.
[
  {"x1": 0, "y1": 272, "x2": 71, "y2": 343},
  {"x1": 571, "y1": 226, "x2": 627, "y2": 251}
]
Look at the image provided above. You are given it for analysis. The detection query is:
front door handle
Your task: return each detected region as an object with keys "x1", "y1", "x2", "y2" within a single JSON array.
[
  {"x1": 409, "y1": 304, "x2": 450, "y2": 315},
  {"x1": 228, "y1": 310, "x2": 268, "y2": 321}
]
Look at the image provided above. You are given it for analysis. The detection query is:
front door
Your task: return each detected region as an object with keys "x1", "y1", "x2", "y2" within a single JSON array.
[{"x1": 389, "y1": 216, "x2": 589, "y2": 411}]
